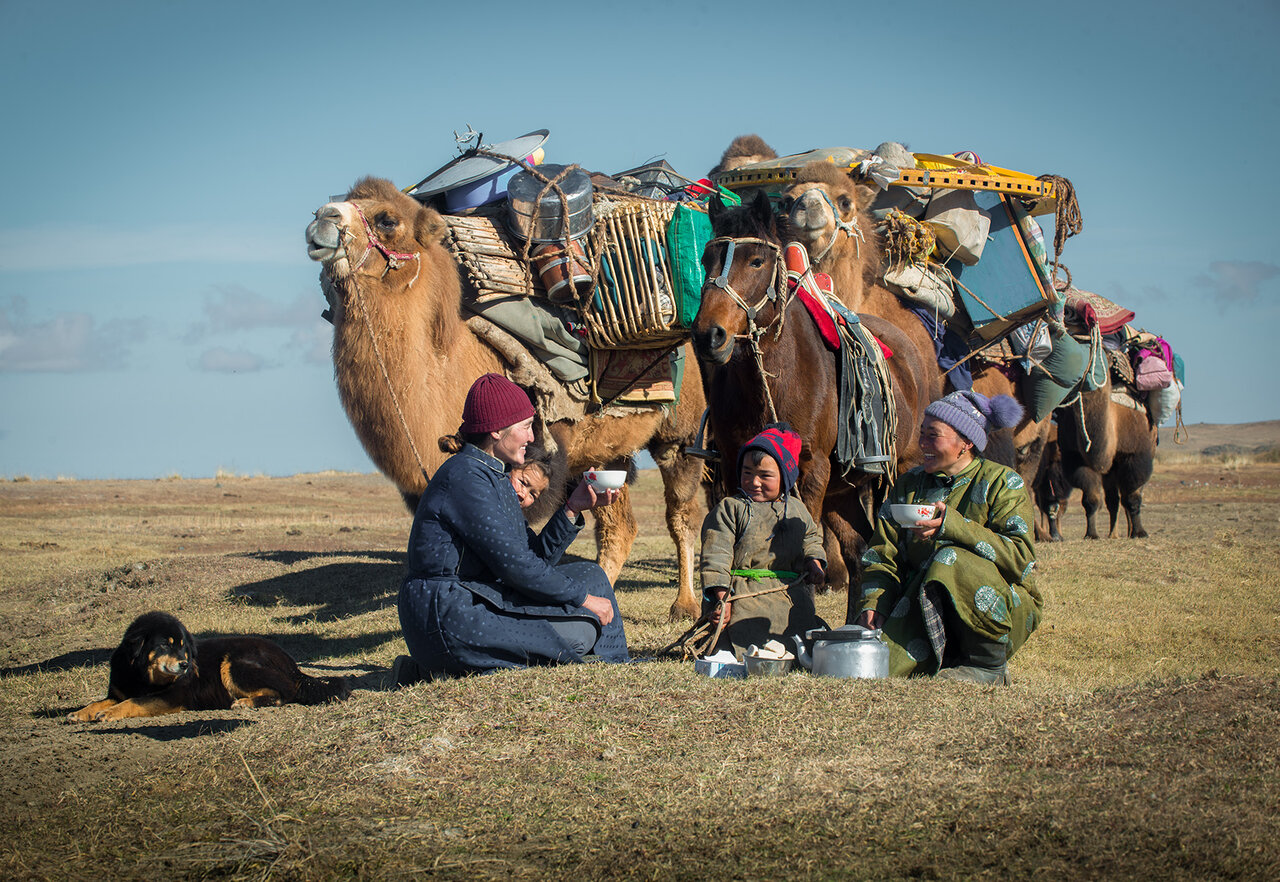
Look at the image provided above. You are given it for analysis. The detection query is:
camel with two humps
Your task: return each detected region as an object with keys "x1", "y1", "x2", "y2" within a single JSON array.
[
  {"x1": 306, "y1": 177, "x2": 707, "y2": 619},
  {"x1": 1047, "y1": 378, "x2": 1157, "y2": 539}
]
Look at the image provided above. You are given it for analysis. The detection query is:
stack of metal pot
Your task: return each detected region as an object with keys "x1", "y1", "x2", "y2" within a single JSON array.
[{"x1": 505, "y1": 164, "x2": 595, "y2": 304}]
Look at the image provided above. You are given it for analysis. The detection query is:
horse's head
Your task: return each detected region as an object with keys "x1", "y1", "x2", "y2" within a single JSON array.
[
  {"x1": 306, "y1": 177, "x2": 446, "y2": 286},
  {"x1": 778, "y1": 162, "x2": 872, "y2": 269},
  {"x1": 692, "y1": 191, "x2": 787, "y2": 365}
]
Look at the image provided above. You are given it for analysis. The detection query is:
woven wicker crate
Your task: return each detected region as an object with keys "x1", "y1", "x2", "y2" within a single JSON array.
[{"x1": 582, "y1": 200, "x2": 688, "y2": 350}]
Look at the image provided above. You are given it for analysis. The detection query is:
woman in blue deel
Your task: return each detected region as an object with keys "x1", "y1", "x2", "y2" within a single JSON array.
[{"x1": 396, "y1": 373, "x2": 629, "y2": 682}]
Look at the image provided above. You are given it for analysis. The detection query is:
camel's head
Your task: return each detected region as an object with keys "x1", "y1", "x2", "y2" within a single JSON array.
[
  {"x1": 306, "y1": 177, "x2": 447, "y2": 283},
  {"x1": 779, "y1": 163, "x2": 874, "y2": 269},
  {"x1": 692, "y1": 191, "x2": 786, "y2": 366}
]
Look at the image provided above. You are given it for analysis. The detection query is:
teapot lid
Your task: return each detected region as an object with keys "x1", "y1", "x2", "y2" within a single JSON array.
[{"x1": 806, "y1": 624, "x2": 882, "y2": 642}]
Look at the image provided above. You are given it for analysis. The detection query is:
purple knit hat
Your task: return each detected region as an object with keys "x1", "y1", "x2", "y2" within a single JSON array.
[
  {"x1": 460, "y1": 373, "x2": 536, "y2": 434},
  {"x1": 923, "y1": 390, "x2": 1023, "y2": 453}
]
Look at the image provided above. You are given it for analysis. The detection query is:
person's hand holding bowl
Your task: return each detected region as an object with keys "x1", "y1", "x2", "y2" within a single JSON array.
[{"x1": 565, "y1": 469, "x2": 624, "y2": 519}]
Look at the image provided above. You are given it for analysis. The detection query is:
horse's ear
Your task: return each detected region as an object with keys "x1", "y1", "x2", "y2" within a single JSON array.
[
  {"x1": 707, "y1": 193, "x2": 727, "y2": 230},
  {"x1": 750, "y1": 189, "x2": 775, "y2": 228}
]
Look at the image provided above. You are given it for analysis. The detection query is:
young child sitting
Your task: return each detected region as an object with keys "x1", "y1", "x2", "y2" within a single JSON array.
[
  {"x1": 700, "y1": 423, "x2": 827, "y2": 656},
  {"x1": 509, "y1": 460, "x2": 551, "y2": 510}
]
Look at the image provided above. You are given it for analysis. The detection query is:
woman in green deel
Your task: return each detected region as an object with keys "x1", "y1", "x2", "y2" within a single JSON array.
[{"x1": 856, "y1": 391, "x2": 1043, "y2": 685}]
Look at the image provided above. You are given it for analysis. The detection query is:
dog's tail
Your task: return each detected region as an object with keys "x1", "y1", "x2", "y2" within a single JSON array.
[{"x1": 294, "y1": 673, "x2": 351, "y2": 705}]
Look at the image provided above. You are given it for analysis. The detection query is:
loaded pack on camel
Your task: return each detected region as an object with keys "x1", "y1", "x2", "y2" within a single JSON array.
[
  {"x1": 1037, "y1": 278, "x2": 1188, "y2": 540},
  {"x1": 305, "y1": 128, "x2": 748, "y2": 619}
]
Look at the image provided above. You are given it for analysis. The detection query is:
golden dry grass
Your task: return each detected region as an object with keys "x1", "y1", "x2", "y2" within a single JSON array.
[{"x1": 1, "y1": 462, "x2": 1278, "y2": 880}]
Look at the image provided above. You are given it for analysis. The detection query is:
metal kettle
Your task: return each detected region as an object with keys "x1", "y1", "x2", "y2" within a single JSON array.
[{"x1": 791, "y1": 624, "x2": 889, "y2": 679}]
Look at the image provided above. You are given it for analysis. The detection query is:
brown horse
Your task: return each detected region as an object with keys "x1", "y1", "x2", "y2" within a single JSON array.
[
  {"x1": 779, "y1": 163, "x2": 1051, "y2": 495},
  {"x1": 691, "y1": 191, "x2": 939, "y2": 616}
]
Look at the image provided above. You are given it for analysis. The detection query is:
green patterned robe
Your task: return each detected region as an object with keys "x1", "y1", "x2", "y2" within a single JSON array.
[{"x1": 858, "y1": 457, "x2": 1043, "y2": 676}]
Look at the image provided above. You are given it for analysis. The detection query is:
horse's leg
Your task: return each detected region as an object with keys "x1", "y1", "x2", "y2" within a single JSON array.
[
  {"x1": 821, "y1": 525, "x2": 846, "y2": 596},
  {"x1": 827, "y1": 501, "x2": 871, "y2": 626},
  {"x1": 649, "y1": 440, "x2": 706, "y2": 620}
]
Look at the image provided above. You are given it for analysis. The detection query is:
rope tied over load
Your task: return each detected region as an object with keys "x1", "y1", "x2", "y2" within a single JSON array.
[{"x1": 1037, "y1": 174, "x2": 1082, "y2": 288}]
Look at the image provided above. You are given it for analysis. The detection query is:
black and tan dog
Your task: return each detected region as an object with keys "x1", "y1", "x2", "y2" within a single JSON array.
[{"x1": 69, "y1": 611, "x2": 350, "y2": 722}]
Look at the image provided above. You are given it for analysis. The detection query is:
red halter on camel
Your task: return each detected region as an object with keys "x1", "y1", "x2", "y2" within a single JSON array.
[{"x1": 348, "y1": 201, "x2": 422, "y2": 286}]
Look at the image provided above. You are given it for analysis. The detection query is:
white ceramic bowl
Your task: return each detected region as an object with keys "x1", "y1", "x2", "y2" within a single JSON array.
[
  {"x1": 584, "y1": 469, "x2": 627, "y2": 491},
  {"x1": 889, "y1": 502, "x2": 937, "y2": 526}
]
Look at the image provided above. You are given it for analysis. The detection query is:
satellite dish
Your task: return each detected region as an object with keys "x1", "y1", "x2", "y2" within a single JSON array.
[{"x1": 406, "y1": 129, "x2": 550, "y2": 199}]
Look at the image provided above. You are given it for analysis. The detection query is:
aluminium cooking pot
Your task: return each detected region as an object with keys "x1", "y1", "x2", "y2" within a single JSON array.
[{"x1": 791, "y1": 624, "x2": 889, "y2": 679}]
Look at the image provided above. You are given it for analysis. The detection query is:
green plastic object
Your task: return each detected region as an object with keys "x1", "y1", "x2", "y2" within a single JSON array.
[{"x1": 665, "y1": 187, "x2": 741, "y2": 327}]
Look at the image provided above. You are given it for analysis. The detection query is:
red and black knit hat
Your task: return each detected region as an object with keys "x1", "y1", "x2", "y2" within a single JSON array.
[
  {"x1": 460, "y1": 373, "x2": 536, "y2": 434},
  {"x1": 737, "y1": 423, "x2": 803, "y2": 495}
]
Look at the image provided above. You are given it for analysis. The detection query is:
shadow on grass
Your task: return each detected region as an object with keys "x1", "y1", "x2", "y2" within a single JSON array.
[
  {"x1": 1, "y1": 648, "x2": 113, "y2": 678},
  {"x1": 614, "y1": 556, "x2": 677, "y2": 594},
  {"x1": 228, "y1": 559, "x2": 405, "y2": 622},
  {"x1": 236, "y1": 549, "x2": 404, "y2": 567},
  {"x1": 86, "y1": 718, "x2": 256, "y2": 741},
  {"x1": 9, "y1": 634, "x2": 403, "y2": 683}
]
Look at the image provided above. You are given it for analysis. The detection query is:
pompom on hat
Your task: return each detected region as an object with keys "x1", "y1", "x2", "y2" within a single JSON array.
[
  {"x1": 737, "y1": 423, "x2": 803, "y2": 495},
  {"x1": 923, "y1": 390, "x2": 1023, "y2": 453},
  {"x1": 460, "y1": 373, "x2": 536, "y2": 434}
]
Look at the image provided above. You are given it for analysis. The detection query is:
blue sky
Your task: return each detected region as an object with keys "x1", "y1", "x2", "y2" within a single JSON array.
[{"x1": 1, "y1": 0, "x2": 1277, "y2": 479}]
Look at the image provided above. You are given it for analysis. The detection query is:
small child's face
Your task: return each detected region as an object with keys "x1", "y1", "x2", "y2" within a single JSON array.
[
  {"x1": 510, "y1": 467, "x2": 549, "y2": 509},
  {"x1": 740, "y1": 454, "x2": 783, "y2": 502}
]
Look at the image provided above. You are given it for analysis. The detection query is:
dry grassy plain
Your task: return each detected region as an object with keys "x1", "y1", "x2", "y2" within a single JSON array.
[{"x1": 2, "y1": 457, "x2": 1278, "y2": 880}]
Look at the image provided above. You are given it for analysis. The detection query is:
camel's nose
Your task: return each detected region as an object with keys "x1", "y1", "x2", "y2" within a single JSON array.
[
  {"x1": 306, "y1": 204, "x2": 344, "y2": 257},
  {"x1": 789, "y1": 190, "x2": 831, "y2": 232}
]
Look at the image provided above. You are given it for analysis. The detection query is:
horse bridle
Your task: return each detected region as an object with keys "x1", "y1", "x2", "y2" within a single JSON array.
[
  {"x1": 704, "y1": 235, "x2": 790, "y2": 343},
  {"x1": 703, "y1": 235, "x2": 791, "y2": 422}
]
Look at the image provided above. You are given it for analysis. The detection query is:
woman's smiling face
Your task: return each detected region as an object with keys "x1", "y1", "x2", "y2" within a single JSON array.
[
  {"x1": 918, "y1": 417, "x2": 974, "y2": 476},
  {"x1": 491, "y1": 417, "x2": 536, "y2": 466}
]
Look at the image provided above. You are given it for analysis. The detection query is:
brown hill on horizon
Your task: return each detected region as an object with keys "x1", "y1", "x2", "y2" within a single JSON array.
[{"x1": 1158, "y1": 419, "x2": 1280, "y2": 457}]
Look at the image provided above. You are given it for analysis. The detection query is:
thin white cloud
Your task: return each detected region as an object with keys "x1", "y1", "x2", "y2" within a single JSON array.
[
  {"x1": 0, "y1": 224, "x2": 298, "y2": 271},
  {"x1": 195, "y1": 347, "x2": 269, "y2": 373},
  {"x1": 287, "y1": 324, "x2": 333, "y2": 366},
  {"x1": 0, "y1": 298, "x2": 146, "y2": 372},
  {"x1": 1194, "y1": 260, "x2": 1279, "y2": 307},
  {"x1": 185, "y1": 285, "x2": 322, "y2": 343}
]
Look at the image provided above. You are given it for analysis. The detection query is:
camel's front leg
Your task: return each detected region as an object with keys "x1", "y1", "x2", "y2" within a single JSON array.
[
  {"x1": 649, "y1": 440, "x2": 706, "y2": 621},
  {"x1": 594, "y1": 483, "x2": 638, "y2": 586}
]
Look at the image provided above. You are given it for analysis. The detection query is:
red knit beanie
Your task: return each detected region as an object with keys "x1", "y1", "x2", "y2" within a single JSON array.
[
  {"x1": 737, "y1": 423, "x2": 803, "y2": 494},
  {"x1": 460, "y1": 373, "x2": 536, "y2": 434}
]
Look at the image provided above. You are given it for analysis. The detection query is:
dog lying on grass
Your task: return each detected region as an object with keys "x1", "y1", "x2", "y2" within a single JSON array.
[{"x1": 69, "y1": 611, "x2": 350, "y2": 722}]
